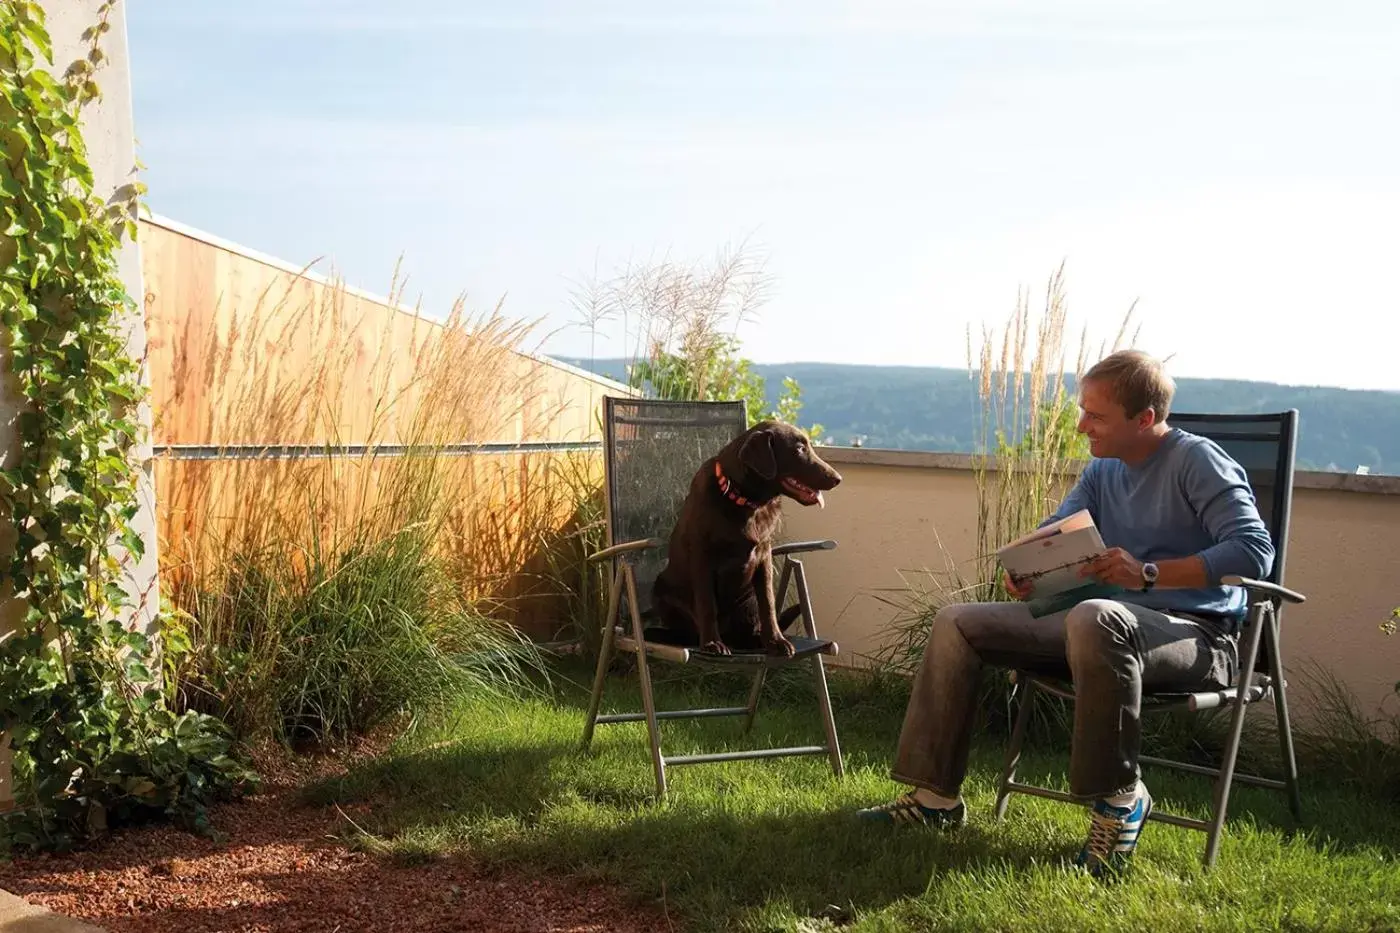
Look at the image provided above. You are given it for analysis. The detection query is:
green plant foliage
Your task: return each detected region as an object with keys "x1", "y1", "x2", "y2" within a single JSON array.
[
  {"x1": 627, "y1": 335, "x2": 824, "y2": 439},
  {"x1": 1383, "y1": 606, "x2": 1400, "y2": 697},
  {"x1": 166, "y1": 524, "x2": 551, "y2": 746},
  {"x1": 0, "y1": 0, "x2": 255, "y2": 852}
]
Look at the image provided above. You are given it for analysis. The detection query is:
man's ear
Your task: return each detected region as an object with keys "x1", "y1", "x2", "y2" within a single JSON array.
[{"x1": 739, "y1": 429, "x2": 777, "y2": 479}]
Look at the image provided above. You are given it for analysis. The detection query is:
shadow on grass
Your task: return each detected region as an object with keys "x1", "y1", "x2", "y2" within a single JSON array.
[
  {"x1": 956, "y1": 697, "x2": 1400, "y2": 867},
  {"x1": 309, "y1": 736, "x2": 1088, "y2": 931},
  {"x1": 303, "y1": 659, "x2": 1400, "y2": 931},
  {"x1": 562, "y1": 658, "x2": 1400, "y2": 856}
]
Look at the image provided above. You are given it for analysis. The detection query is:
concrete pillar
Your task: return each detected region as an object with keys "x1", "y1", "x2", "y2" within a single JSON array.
[{"x1": 0, "y1": 0, "x2": 157, "y2": 810}]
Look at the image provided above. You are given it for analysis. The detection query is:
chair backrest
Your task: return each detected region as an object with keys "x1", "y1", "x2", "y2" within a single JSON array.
[
  {"x1": 602, "y1": 397, "x2": 749, "y2": 617},
  {"x1": 1170, "y1": 411, "x2": 1299, "y2": 680},
  {"x1": 1169, "y1": 410, "x2": 1299, "y2": 591}
]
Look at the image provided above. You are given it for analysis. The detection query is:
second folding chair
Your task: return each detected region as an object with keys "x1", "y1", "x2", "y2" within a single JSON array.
[{"x1": 579, "y1": 397, "x2": 845, "y2": 799}]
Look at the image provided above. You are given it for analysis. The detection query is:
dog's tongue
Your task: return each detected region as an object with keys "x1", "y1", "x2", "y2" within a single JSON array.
[{"x1": 815, "y1": 489, "x2": 825, "y2": 509}]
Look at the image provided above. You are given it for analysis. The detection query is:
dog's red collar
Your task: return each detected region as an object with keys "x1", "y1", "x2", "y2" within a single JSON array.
[{"x1": 714, "y1": 461, "x2": 761, "y2": 509}]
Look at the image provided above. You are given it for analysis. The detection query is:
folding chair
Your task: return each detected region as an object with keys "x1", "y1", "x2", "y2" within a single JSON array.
[
  {"x1": 579, "y1": 397, "x2": 845, "y2": 799},
  {"x1": 994, "y1": 410, "x2": 1306, "y2": 869}
]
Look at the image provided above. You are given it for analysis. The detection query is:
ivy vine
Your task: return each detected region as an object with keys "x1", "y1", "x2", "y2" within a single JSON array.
[{"x1": 1, "y1": 0, "x2": 255, "y2": 852}]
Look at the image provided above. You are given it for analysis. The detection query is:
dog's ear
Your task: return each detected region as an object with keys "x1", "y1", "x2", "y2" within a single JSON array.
[{"x1": 739, "y1": 429, "x2": 777, "y2": 479}]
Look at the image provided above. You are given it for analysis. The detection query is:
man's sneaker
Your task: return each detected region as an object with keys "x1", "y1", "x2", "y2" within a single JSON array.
[
  {"x1": 1074, "y1": 786, "x2": 1153, "y2": 877},
  {"x1": 856, "y1": 792, "x2": 967, "y2": 828}
]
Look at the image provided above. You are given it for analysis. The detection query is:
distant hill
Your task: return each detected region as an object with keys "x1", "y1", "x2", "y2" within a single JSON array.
[{"x1": 557, "y1": 357, "x2": 1400, "y2": 475}]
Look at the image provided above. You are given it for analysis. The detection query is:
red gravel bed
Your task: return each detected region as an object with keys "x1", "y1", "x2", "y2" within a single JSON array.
[{"x1": 0, "y1": 742, "x2": 677, "y2": 933}]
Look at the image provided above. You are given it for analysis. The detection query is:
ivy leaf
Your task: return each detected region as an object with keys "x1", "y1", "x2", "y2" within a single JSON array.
[
  {"x1": 125, "y1": 777, "x2": 156, "y2": 798},
  {"x1": 0, "y1": 170, "x2": 23, "y2": 199},
  {"x1": 18, "y1": 14, "x2": 52, "y2": 63},
  {"x1": 0, "y1": 1, "x2": 256, "y2": 856},
  {"x1": 120, "y1": 526, "x2": 145, "y2": 560}
]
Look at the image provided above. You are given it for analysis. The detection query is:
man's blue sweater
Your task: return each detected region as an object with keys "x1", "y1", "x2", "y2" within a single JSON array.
[{"x1": 1042, "y1": 427, "x2": 1275, "y2": 622}]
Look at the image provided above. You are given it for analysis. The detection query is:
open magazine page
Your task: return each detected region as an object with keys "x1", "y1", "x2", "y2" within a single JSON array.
[{"x1": 996, "y1": 509, "x2": 1123, "y2": 617}]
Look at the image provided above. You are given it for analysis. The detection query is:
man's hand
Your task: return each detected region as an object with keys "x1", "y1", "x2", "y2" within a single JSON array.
[
  {"x1": 1002, "y1": 570, "x2": 1033, "y2": 601},
  {"x1": 1081, "y1": 548, "x2": 1144, "y2": 589}
]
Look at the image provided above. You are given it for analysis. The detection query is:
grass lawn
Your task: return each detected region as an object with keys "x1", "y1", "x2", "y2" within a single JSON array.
[{"x1": 307, "y1": 657, "x2": 1400, "y2": 932}]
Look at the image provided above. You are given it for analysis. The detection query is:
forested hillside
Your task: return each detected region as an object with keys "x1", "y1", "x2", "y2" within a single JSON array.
[{"x1": 563, "y1": 358, "x2": 1399, "y2": 474}]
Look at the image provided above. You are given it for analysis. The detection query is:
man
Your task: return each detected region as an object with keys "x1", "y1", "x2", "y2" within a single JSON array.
[{"x1": 856, "y1": 349, "x2": 1274, "y2": 877}]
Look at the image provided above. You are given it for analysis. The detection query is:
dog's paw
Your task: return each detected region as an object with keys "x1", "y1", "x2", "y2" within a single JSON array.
[
  {"x1": 766, "y1": 634, "x2": 796, "y2": 658},
  {"x1": 701, "y1": 640, "x2": 732, "y2": 656}
]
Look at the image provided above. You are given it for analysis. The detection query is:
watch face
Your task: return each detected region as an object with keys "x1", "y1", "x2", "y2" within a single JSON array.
[{"x1": 1143, "y1": 563, "x2": 1159, "y2": 581}]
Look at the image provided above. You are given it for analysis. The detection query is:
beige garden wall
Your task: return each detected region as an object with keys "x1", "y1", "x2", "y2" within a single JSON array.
[{"x1": 783, "y1": 447, "x2": 1400, "y2": 727}]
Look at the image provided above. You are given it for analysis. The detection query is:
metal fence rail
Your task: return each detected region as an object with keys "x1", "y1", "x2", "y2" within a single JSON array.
[{"x1": 152, "y1": 441, "x2": 603, "y2": 461}]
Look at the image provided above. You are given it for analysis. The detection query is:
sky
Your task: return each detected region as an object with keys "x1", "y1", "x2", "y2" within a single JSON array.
[{"x1": 123, "y1": 0, "x2": 1400, "y2": 390}]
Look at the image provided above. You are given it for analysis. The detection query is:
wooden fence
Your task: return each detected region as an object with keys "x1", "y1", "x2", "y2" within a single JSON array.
[{"x1": 140, "y1": 216, "x2": 628, "y2": 637}]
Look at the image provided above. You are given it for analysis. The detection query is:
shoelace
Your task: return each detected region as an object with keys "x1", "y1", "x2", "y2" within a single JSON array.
[
  {"x1": 880, "y1": 793, "x2": 921, "y2": 813},
  {"x1": 1084, "y1": 807, "x2": 1128, "y2": 860},
  {"x1": 873, "y1": 793, "x2": 932, "y2": 821}
]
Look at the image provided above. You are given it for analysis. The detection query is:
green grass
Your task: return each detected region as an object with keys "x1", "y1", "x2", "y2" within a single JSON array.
[{"x1": 306, "y1": 659, "x2": 1400, "y2": 932}]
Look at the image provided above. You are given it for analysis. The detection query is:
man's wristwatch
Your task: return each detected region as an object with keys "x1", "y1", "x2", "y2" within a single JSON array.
[{"x1": 1140, "y1": 562, "x2": 1159, "y2": 592}]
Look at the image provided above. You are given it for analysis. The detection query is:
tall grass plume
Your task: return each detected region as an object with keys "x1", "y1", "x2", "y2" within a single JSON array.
[
  {"x1": 147, "y1": 246, "x2": 600, "y2": 744},
  {"x1": 868, "y1": 265, "x2": 1137, "y2": 735}
]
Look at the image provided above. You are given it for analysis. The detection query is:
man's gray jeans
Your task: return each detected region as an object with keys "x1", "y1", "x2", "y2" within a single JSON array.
[{"x1": 893, "y1": 598, "x2": 1238, "y2": 802}]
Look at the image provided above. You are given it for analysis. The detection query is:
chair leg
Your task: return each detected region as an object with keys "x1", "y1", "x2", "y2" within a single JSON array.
[
  {"x1": 581, "y1": 563, "x2": 625, "y2": 750},
  {"x1": 793, "y1": 560, "x2": 843, "y2": 779},
  {"x1": 1203, "y1": 601, "x2": 1269, "y2": 870},
  {"x1": 743, "y1": 669, "x2": 767, "y2": 736},
  {"x1": 624, "y1": 564, "x2": 667, "y2": 800},
  {"x1": 744, "y1": 561, "x2": 794, "y2": 737},
  {"x1": 1205, "y1": 699, "x2": 1251, "y2": 869},
  {"x1": 996, "y1": 675, "x2": 1037, "y2": 821},
  {"x1": 1266, "y1": 608, "x2": 1304, "y2": 821}
]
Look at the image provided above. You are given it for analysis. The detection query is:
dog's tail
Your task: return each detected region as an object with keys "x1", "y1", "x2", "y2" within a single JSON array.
[{"x1": 778, "y1": 604, "x2": 804, "y2": 632}]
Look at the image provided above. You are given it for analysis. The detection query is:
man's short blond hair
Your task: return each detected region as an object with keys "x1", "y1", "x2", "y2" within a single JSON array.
[{"x1": 1082, "y1": 350, "x2": 1176, "y2": 421}]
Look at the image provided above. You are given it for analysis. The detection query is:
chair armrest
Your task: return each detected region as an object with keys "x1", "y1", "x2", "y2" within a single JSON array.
[
  {"x1": 588, "y1": 537, "x2": 665, "y2": 563},
  {"x1": 772, "y1": 539, "x2": 838, "y2": 557},
  {"x1": 1222, "y1": 575, "x2": 1306, "y2": 605}
]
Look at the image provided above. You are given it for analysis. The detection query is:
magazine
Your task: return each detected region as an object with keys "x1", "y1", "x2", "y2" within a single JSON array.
[{"x1": 996, "y1": 509, "x2": 1121, "y2": 616}]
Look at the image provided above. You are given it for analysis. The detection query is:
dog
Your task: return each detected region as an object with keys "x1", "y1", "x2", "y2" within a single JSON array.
[{"x1": 649, "y1": 420, "x2": 842, "y2": 656}]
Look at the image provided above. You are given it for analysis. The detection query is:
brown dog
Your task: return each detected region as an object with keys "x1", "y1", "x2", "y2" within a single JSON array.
[{"x1": 649, "y1": 420, "x2": 842, "y2": 656}]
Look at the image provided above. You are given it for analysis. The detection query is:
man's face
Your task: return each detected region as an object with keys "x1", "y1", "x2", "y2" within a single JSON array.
[{"x1": 1076, "y1": 377, "x2": 1148, "y2": 459}]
